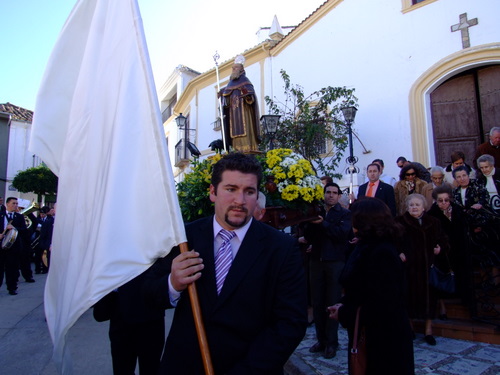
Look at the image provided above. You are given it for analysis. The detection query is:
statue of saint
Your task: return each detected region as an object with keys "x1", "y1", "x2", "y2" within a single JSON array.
[{"x1": 219, "y1": 55, "x2": 261, "y2": 153}]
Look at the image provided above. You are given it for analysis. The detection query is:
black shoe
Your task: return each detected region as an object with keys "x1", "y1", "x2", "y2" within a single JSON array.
[
  {"x1": 439, "y1": 314, "x2": 448, "y2": 321},
  {"x1": 25, "y1": 278, "x2": 35, "y2": 283},
  {"x1": 324, "y1": 345, "x2": 337, "y2": 359},
  {"x1": 424, "y1": 335, "x2": 436, "y2": 345},
  {"x1": 8, "y1": 290, "x2": 18, "y2": 295},
  {"x1": 309, "y1": 342, "x2": 325, "y2": 353}
]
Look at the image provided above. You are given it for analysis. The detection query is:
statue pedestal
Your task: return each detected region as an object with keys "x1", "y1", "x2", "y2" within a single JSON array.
[{"x1": 260, "y1": 205, "x2": 321, "y2": 229}]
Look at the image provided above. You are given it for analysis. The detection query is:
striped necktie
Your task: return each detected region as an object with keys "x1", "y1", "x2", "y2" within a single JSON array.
[{"x1": 215, "y1": 229, "x2": 236, "y2": 295}]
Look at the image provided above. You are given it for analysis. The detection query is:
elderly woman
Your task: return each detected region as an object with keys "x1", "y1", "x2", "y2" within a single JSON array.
[
  {"x1": 452, "y1": 165, "x2": 491, "y2": 226},
  {"x1": 444, "y1": 151, "x2": 476, "y2": 186},
  {"x1": 328, "y1": 198, "x2": 414, "y2": 374},
  {"x1": 476, "y1": 154, "x2": 500, "y2": 215},
  {"x1": 428, "y1": 185, "x2": 472, "y2": 312},
  {"x1": 394, "y1": 163, "x2": 427, "y2": 216},
  {"x1": 397, "y1": 194, "x2": 449, "y2": 346},
  {"x1": 421, "y1": 166, "x2": 453, "y2": 210}
]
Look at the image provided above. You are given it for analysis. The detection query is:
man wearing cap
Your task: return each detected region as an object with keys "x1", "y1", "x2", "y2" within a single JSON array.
[{"x1": 219, "y1": 55, "x2": 261, "y2": 153}]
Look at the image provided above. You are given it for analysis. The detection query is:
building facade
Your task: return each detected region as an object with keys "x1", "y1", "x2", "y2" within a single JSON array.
[
  {"x1": 0, "y1": 103, "x2": 40, "y2": 202},
  {"x1": 159, "y1": 0, "x2": 500, "y2": 186}
]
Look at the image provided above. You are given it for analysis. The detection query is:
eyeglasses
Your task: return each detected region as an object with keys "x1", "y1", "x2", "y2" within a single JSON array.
[
  {"x1": 405, "y1": 173, "x2": 416, "y2": 176},
  {"x1": 437, "y1": 199, "x2": 450, "y2": 203}
]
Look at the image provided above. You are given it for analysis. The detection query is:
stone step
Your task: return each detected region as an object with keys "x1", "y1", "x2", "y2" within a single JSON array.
[{"x1": 413, "y1": 318, "x2": 500, "y2": 345}]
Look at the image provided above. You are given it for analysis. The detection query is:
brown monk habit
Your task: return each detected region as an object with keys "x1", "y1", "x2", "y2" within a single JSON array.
[{"x1": 220, "y1": 72, "x2": 261, "y2": 153}]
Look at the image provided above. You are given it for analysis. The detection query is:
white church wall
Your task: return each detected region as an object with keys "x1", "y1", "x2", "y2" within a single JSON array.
[{"x1": 263, "y1": 0, "x2": 499, "y2": 182}]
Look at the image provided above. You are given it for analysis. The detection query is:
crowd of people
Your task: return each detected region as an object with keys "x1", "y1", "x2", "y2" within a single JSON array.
[
  {"x1": 301, "y1": 127, "x2": 499, "y2": 373},
  {"x1": 3, "y1": 127, "x2": 499, "y2": 374},
  {"x1": 0, "y1": 197, "x2": 55, "y2": 295},
  {"x1": 90, "y1": 139, "x2": 496, "y2": 375}
]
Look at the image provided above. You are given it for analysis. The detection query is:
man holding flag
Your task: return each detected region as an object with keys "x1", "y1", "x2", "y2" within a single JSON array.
[{"x1": 145, "y1": 153, "x2": 308, "y2": 374}]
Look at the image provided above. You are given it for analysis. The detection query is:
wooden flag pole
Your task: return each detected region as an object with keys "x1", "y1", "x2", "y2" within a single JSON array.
[{"x1": 179, "y1": 242, "x2": 214, "y2": 375}]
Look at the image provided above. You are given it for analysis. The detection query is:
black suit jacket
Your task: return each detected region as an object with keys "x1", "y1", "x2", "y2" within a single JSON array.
[
  {"x1": 358, "y1": 180, "x2": 397, "y2": 216},
  {"x1": 3, "y1": 212, "x2": 27, "y2": 250},
  {"x1": 39, "y1": 216, "x2": 54, "y2": 250},
  {"x1": 145, "y1": 217, "x2": 308, "y2": 375}
]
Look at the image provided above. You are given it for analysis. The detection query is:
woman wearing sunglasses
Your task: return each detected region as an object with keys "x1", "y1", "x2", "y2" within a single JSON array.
[{"x1": 394, "y1": 163, "x2": 427, "y2": 216}]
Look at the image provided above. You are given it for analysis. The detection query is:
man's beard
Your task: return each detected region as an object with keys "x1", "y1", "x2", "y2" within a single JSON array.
[
  {"x1": 230, "y1": 71, "x2": 242, "y2": 81},
  {"x1": 224, "y1": 206, "x2": 249, "y2": 228}
]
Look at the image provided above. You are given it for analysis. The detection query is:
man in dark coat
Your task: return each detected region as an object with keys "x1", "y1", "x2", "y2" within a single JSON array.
[
  {"x1": 38, "y1": 206, "x2": 55, "y2": 272},
  {"x1": 473, "y1": 127, "x2": 500, "y2": 170},
  {"x1": 16, "y1": 199, "x2": 36, "y2": 283},
  {"x1": 94, "y1": 271, "x2": 166, "y2": 375},
  {"x1": 303, "y1": 182, "x2": 352, "y2": 359},
  {"x1": 0, "y1": 197, "x2": 29, "y2": 295},
  {"x1": 145, "y1": 153, "x2": 307, "y2": 374},
  {"x1": 357, "y1": 163, "x2": 397, "y2": 216}
]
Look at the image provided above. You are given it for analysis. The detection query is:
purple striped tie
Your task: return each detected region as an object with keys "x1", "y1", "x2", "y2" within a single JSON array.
[{"x1": 215, "y1": 229, "x2": 236, "y2": 295}]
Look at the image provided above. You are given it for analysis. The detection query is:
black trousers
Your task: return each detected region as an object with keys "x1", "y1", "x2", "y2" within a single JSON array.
[
  {"x1": 109, "y1": 317, "x2": 165, "y2": 375},
  {"x1": 18, "y1": 243, "x2": 33, "y2": 280},
  {"x1": 309, "y1": 259, "x2": 344, "y2": 346},
  {"x1": 0, "y1": 247, "x2": 20, "y2": 292}
]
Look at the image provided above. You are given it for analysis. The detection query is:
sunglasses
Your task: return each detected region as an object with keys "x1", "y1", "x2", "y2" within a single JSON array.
[{"x1": 405, "y1": 172, "x2": 416, "y2": 176}]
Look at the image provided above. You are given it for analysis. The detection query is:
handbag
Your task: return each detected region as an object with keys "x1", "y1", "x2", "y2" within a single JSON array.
[
  {"x1": 429, "y1": 264, "x2": 455, "y2": 294},
  {"x1": 350, "y1": 307, "x2": 367, "y2": 375}
]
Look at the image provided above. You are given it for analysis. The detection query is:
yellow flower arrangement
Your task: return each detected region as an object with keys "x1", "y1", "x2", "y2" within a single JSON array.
[
  {"x1": 264, "y1": 148, "x2": 324, "y2": 207},
  {"x1": 176, "y1": 152, "x2": 223, "y2": 222}
]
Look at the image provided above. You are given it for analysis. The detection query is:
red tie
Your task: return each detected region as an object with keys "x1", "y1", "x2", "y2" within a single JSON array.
[{"x1": 367, "y1": 183, "x2": 375, "y2": 197}]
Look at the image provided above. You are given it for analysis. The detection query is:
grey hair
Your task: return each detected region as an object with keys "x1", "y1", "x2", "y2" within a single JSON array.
[
  {"x1": 490, "y1": 127, "x2": 500, "y2": 136},
  {"x1": 477, "y1": 154, "x2": 495, "y2": 166},
  {"x1": 405, "y1": 193, "x2": 427, "y2": 210},
  {"x1": 429, "y1": 166, "x2": 445, "y2": 175}
]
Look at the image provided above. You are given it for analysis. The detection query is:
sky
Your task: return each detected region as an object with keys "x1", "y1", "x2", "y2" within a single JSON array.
[{"x1": 1, "y1": 0, "x2": 326, "y2": 111}]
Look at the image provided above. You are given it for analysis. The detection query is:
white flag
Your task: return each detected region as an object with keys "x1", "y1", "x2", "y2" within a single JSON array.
[{"x1": 29, "y1": 0, "x2": 186, "y2": 373}]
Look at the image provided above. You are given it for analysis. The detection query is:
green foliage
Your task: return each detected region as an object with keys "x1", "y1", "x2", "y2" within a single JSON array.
[
  {"x1": 176, "y1": 154, "x2": 223, "y2": 222},
  {"x1": 264, "y1": 70, "x2": 358, "y2": 178},
  {"x1": 12, "y1": 165, "x2": 58, "y2": 199}
]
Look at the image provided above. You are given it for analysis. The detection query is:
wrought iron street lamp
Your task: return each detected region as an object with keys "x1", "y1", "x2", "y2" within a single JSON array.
[
  {"x1": 341, "y1": 106, "x2": 358, "y2": 200},
  {"x1": 260, "y1": 114, "x2": 281, "y2": 150},
  {"x1": 175, "y1": 113, "x2": 200, "y2": 157}
]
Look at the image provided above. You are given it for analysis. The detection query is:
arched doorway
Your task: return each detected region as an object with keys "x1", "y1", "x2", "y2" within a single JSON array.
[{"x1": 430, "y1": 64, "x2": 500, "y2": 166}]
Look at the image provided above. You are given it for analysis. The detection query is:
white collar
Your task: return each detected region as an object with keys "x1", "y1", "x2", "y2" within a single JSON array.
[{"x1": 213, "y1": 216, "x2": 253, "y2": 242}]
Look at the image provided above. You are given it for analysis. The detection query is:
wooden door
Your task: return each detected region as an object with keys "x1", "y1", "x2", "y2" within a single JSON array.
[{"x1": 430, "y1": 64, "x2": 500, "y2": 167}]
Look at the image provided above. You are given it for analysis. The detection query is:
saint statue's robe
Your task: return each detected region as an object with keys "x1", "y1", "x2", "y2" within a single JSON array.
[{"x1": 220, "y1": 73, "x2": 261, "y2": 153}]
